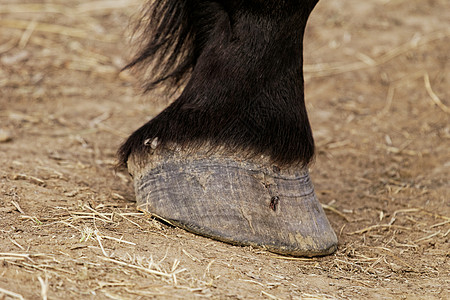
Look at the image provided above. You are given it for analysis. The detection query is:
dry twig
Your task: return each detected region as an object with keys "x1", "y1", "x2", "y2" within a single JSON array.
[
  {"x1": 0, "y1": 287, "x2": 24, "y2": 300},
  {"x1": 424, "y1": 73, "x2": 449, "y2": 114}
]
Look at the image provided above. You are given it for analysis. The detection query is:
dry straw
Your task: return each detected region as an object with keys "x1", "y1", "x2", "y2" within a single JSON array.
[{"x1": 0, "y1": 0, "x2": 448, "y2": 299}]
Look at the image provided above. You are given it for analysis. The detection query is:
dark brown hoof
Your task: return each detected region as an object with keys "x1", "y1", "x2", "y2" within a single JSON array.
[{"x1": 128, "y1": 149, "x2": 337, "y2": 257}]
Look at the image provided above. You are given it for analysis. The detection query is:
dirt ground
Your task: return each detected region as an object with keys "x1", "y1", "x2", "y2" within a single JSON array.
[{"x1": 0, "y1": 0, "x2": 449, "y2": 299}]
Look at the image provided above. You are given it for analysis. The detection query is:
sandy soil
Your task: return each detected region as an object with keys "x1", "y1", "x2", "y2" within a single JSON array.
[{"x1": 0, "y1": 0, "x2": 449, "y2": 299}]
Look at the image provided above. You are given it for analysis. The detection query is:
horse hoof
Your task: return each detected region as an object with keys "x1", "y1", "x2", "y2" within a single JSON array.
[{"x1": 128, "y1": 149, "x2": 338, "y2": 257}]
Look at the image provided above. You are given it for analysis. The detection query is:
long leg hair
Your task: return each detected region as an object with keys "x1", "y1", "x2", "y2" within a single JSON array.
[
  {"x1": 119, "y1": 0, "x2": 318, "y2": 168},
  {"x1": 124, "y1": 0, "x2": 221, "y2": 91}
]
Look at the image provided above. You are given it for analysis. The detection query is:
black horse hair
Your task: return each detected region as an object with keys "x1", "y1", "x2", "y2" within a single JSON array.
[{"x1": 119, "y1": 0, "x2": 319, "y2": 168}]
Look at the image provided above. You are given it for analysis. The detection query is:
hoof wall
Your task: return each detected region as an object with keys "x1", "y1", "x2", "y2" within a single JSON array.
[{"x1": 129, "y1": 151, "x2": 337, "y2": 257}]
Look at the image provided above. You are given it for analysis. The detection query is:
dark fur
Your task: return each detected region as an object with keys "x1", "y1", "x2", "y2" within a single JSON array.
[{"x1": 119, "y1": 0, "x2": 319, "y2": 167}]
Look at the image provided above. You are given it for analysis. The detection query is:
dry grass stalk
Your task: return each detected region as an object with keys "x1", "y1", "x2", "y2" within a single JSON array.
[
  {"x1": 304, "y1": 29, "x2": 450, "y2": 77},
  {"x1": 83, "y1": 204, "x2": 113, "y2": 222},
  {"x1": 424, "y1": 73, "x2": 449, "y2": 114},
  {"x1": 138, "y1": 206, "x2": 176, "y2": 227},
  {"x1": 374, "y1": 248, "x2": 416, "y2": 271},
  {"x1": 0, "y1": 19, "x2": 88, "y2": 38},
  {"x1": 182, "y1": 249, "x2": 199, "y2": 262},
  {"x1": 270, "y1": 256, "x2": 314, "y2": 261},
  {"x1": 101, "y1": 291, "x2": 130, "y2": 300},
  {"x1": 261, "y1": 290, "x2": 280, "y2": 299},
  {"x1": 242, "y1": 279, "x2": 265, "y2": 287},
  {"x1": 12, "y1": 173, "x2": 46, "y2": 186},
  {"x1": 392, "y1": 240, "x2": 418, "y2": 248},
  {"x1": 69, "y1": 214, "x2": 113, "y2": 223},
  {"x1": 0, "y1": 19, "x2": 118, "y2": 41},
  {"x1": 378, "y1": 85, "x2": 395, "y2": 117},
  {"x1": 430, "y1": 220, "x2": 450, "y2": 228},
  {"x1": 0, "y1": 287, "x2": 24, "y2": 300},
  {"x1": 123, "y1": 288, "x2": 166, "y2": 297},
  {"x1": 0, "y1": 256, "x2": 27, "y2": 261},
  {"x1": 0, "y1": 4, "x2": 67, "y2": 14},
  {"x1": 0, "y1": 253, "x2": 38, "y2": 259},
  {"x1": 99, "y1": 256, "x2": 186, "y2": 280},
  {"x1": 420, "y1": 209, "x2": 450, "y2": 221},
  {"x1": 0, "y1": 36, "x2": 18, "y2": 54},
  {"x1": 334, "y1": 258, "x2": 369, "y2": 274},
  {"x1": 116, "y1": 213, "x2": 142, "y2": 229},
  {"x1": 76, "y1": 0, "x2": 141, "y2": 13},
  {"x1": 38, "y1": 275, "x2": 49, "y2": 300},
  {"x1": 100, "y1": 235, "x2": 136, "y2": 246},
  {"x1": 17, "y1": 260, "x2": 76, "y2": 276},
  {"x1": 9, "y1": 238, "x2": 25, "y2": 250},
  {"x1": 392, "y1": 208, "x2": 421, "y2": 218},
  {"x1": 322, "y1": 204, "x2": 351, "y2": 222},
  {"x1": 413, "y1": 231, "x2": 441, "y2": 243},
  {"x1": 377, "y1": 70, "x2": 432, "y2": 119},
  {"x1": 95, "y1": 231, "x2": 109, "y2": 257},
  {"x1": 0, "y1": 1, "x2": 141, "y2": 14},
  {"x1": 18, "y1": 18, "x2": 37, "y2": 48},
  {"x1": 10, "y1": 200, "x2": 24, "y2": 214},
  {"x1": 203, "y1": 260, "x2": 215, "y2": 279},
  {"x1": 96, "y1": 281, "x2": 135, "y2": 289},
  {"x1": 347, "y1": 224, "x2": 411, "y2": 235},
  {"x1": 300, "y1": 293, "x2": 338, "y2": 300}
]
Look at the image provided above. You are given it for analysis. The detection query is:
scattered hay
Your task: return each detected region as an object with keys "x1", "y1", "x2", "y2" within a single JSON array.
[
  {"x1": 0, "y1": 0, "x2": 449, "y2": 299},
  {"x1": 304, "y1": 29, "x2": 450, "y2": 77},
  {"x1": 0, "y1": 287, "x2": 25, "y2": 300},
  {"x1": 424, "y1": 72, "x2": 450, "y2": 114}
]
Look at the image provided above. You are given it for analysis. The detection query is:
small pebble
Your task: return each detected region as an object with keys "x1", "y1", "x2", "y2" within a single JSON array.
[
  {"x1": 64, "y1": 191, "x2": 78, "y2": 197},
  {"x1": 0, "y1": 130, "x2": 12, "y2": 143}
]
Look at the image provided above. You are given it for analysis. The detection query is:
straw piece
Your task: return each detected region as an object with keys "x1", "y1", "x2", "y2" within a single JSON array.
[
  {"x1": 182, "y1": 249, "x2": 199, "y2": 262},
  {"x1": 76, "y1": 0, "x2": 141, "y2": 13},
  {"x1": 11, "y1": 200, "x2": 25, "y2": 214},
  {"x1": 322, "y1": 204, "x2": 351, "y2": 222},
  {"x1": 261, "y1": 290, "x2": 280, "y2": 300},
  {"x1": 270, "y1": 256, "x2": 314, "y2": 261},
  {"x1": 0, "y1": 253, "x2": 42, "y2": 258},
  {"x1": 414, "y1": 231, "x2": 441, "y2": 243},
  {"x1": 301, "y1": 293, "x2": 338, "y2": 300},
  {"x1": 0, "y1": 257, "x2": 26, "y2": 261},
  {"x1": 0, "y1": 37, "x2": 18, "y2": 54},
  {"x1": 0, "y1": 4, "x2": 67, "y2": 14},
  {"x1": 0, "y1": 287, "x2": 24, "y2": 300},
  {"x1": 38, "y1": 276, "x2": 49, "y2": 300},
  {"x1": 117, "y1": 213, "x2": 142, "y2": 229},
  {"x1": 424, "y1": 73, "x2": 449, "y2": 114},
  {"x1": 83, "y1": 204, "x2": 113, "y2": 222},
  {"x1": 378, "y1": 85, "x2": 394, "y2": 117},
  {"x1": 0, "y1": 19, "x2": 118, "y2": 41},
  {"x1": 95, "y1": 231, "x2": 109, "y2": 257},
  {"x1": 0, "y1": 19, "x2": 88, "y2": 38},
  {"x1": 304, "y1": 30, "x2": 450, "y2": 77},
  {"x1": 242, "y1": 279, "x2": 264, "y2": 287},
  {"x1": 347, "y1": 224, "x2": 412, "y2": 235},
  {"x1": 12, "y1": 174, "x2": 46, "y2": 186},
  {"x1": 9, "y1": 238, "x2": 25, "y2": 250},
  {"x1": 392, "y1": 208, "x2": 421, "y2": 218},
  {"x1": 18, "y1": 19, "x2": 37, "y2": 48},
  {"x1": 429, "y1": 220, "x2": 450, "y2": 228},
  {"x1": 99, "y1": 235, "x2": 136, "y2": 246},
  {"x1": 99, "y1": 257, "x2": 173, "y2": 278}
]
